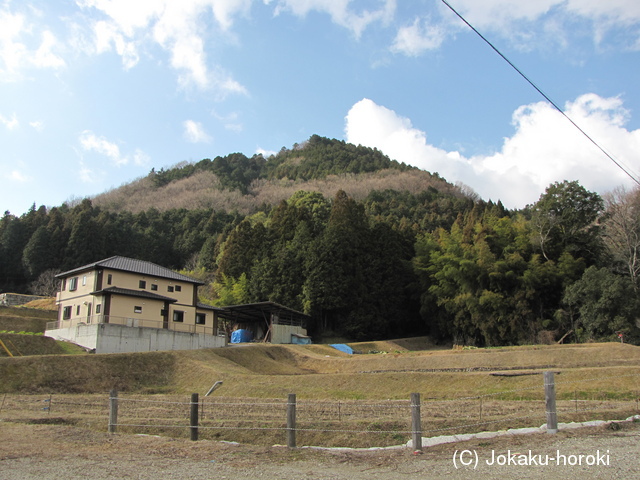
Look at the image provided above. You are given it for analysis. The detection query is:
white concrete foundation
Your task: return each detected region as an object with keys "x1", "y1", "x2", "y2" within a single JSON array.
[{"x1": 45, "y1": 323, "x2": 227, "y2": 354}]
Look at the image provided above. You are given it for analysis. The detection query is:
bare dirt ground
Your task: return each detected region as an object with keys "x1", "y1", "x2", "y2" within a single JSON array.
[{"x1": 1, "y1": 419, "x2": 638, "y2": 479}]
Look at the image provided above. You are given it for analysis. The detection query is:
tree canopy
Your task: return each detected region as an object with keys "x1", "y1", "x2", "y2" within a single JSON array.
[{"x1": 1, "y1": 137, "x2": 637, "y2": 345}]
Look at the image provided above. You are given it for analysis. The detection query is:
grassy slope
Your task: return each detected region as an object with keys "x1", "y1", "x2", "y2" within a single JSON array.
[
  {"x1": 0, "y1": 305, "x2": 57, "y2": 333},
  {"x1": 1, "y1": 341, "x2": 638, "y2": 400},
  {"x1": 0, "y1": 305, "x2": 86, "y2": 358}
]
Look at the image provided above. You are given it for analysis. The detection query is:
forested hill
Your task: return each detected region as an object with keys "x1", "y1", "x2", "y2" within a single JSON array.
[
  {"x1": 92, "y1": 135, "x2": 464, "y2": 214},
  {"x1": 2, "y1": 135, "x2": 639, "y2": 346},
  {"x1": 153, "y1": 134, "x2": 417, "y2": 190}
]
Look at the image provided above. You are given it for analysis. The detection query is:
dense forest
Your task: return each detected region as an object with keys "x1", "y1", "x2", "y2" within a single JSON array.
[{"x1": 2, "y1": 135, "x2": 639, "y2": 345}]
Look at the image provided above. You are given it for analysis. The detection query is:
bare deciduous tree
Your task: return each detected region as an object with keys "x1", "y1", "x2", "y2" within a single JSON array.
[
  {"x1": 29, "y1": 269, "x2": 61, "y2": 297},
  {"x1": 602, "y1": 185, "x2": 640, "y2": 290}
]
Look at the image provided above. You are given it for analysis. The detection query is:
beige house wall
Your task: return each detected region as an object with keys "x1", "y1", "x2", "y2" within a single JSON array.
[
  {"x1": 105, "y1": 295, "x2": 165, "y2": 324},
  {"x1": 106, "y1": 270, "x2": 196, "y2": 306}
]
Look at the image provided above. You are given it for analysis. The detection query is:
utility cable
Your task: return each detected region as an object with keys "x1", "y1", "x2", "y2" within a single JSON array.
[{"x1": 440, "y1": 0, "x2": 640, "y2": 186}]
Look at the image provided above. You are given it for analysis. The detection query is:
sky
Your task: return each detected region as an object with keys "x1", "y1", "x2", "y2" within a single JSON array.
[{"x1": 2, "y1": 0, "x2": 640, "y2": 216}]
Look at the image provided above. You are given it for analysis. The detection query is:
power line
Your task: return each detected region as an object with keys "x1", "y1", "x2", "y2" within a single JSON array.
[{"x1": 440, "y1": 0, "x2": 640, "y2": 186}]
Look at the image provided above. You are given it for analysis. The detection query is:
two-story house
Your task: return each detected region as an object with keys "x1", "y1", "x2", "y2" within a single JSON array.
[
  {"x1": 54, "y1": 256, "x2": 218, "y2": 334},
  {"x1": 47, "y1": 256, "x2": 310, "y2": 353},
  {"x1": 46, "y1": 256, "x2": 228, "y2": 353}
]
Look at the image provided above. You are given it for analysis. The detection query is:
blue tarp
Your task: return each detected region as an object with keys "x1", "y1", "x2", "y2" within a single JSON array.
[
  {"x1": 291, "y1": 334, "x2": 312, "y2": 345},
  {"x1": 329, "y1": 344, "x2": 353, "y2": 354},
  {"x1": 231, "y1": 329, "x2": 253, "y2": 344}
]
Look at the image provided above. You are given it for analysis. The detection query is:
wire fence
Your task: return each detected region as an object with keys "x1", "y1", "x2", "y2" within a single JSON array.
[{"x1": 1, "y1": 371, "x2": 639, "y2": 448}]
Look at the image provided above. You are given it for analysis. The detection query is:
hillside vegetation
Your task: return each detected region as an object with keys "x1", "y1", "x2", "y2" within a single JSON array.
[{"x1": 2, "y1": 135, "x2": 640, "y2": 347}]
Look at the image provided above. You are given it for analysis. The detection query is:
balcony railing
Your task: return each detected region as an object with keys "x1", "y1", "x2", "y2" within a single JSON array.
[{"x1": 47, "y1": 315, "x2": 225, "y2": 337}]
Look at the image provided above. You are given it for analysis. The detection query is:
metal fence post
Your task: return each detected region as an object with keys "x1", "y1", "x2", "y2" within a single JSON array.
[
  {"x1": 108, "y1": 389, "x2": 118, "y2": 434},
  {"x1": 287, "y1": 393, "x2": 297, "y2": 448},
  {"x1": 544, "y1": 371, "x2": 558, "y2": 434},
  {"x1": 411, "y1": 392, "x2": 422, "y2": 450},
  {"x1": 190, "y1": 393, "x2": 199, "y2": 441}
]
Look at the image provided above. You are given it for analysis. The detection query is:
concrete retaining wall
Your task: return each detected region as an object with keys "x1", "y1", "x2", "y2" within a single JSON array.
[
  {"x1": 0, "y1": 293, "x2": 47, "y2": 306},
  {"x1": 45, "y1": 323, "x2": 227, "y2": 354}
]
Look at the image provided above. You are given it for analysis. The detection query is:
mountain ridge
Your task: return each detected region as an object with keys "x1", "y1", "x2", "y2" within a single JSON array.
[{"x1": 91, "y1": 135, "x2": 469, "y2": 214}]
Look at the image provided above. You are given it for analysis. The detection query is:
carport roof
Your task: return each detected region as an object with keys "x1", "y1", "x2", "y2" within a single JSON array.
[{"x1": 215, "y1": 301, "x2": 310, "y2": 324}]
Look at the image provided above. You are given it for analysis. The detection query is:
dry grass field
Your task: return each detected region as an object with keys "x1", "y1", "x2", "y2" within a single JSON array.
[{"x1": 1, "y1": 339, "x2": 639, "y2": 448}]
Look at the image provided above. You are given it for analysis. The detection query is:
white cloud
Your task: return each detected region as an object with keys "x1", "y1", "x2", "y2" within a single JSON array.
[
  {"x1": 256, "y1": 147, "x2": 277, "y2": 157},
  {"x1": 78, "y1": 0, "x2": 250, "y2": 94},
  {"x1": 0, "y1": 9, "x2": 27, "y2": 79},
  {"x1": 6, "y1": 169, "x2": 30, "y2": 183},
  {"x1": 0, "y1": 6, "x2": 65, "y2": 80},
  {"x1": 32, "y1": 30, "x2": 66, "y2": 69},
  {"x1": 183, "y1": 120, "x2": 212, "y2": 143},
  {"x1": 212, "y1": 110, "x2": 243, "y2": 132},
  {"x1": 79, "y1": 130, "x2": 123, "y2": 164},
  {"x1": 132, "y1": 149, "x2": 151, "y2": 166},
  {"x1": 0, "y1": 112, "x2": 19, "y2": 130},
  {"x1": 345, "y1": 96, "x2": 640, "y2": 209},
  {"x1": 391, "y1": 17, "x2": 445, "y2": 56},
  {"x1": 92, "y1": 20, "x2": 139, "y2": 69},
  {"x1": 442, "y1": 0, "x2": 640, "y2": 48},
  {"x1": 78, "y1": 161, "x2": 96, "y2": 183},
  {"x1": 79, "y1": 130, "x2": 149, "y2": 167},
  {"x1": 29, "y1": 120, "x2": 44, "y2": 131},
  {"x1": 269, "y1": 0, "x2": 396, "y2": 38}
]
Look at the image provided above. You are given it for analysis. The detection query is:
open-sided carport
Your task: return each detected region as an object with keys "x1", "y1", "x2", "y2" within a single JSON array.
[{"x1": 215, "y1": 301, "x2": 311, "y2": 344}]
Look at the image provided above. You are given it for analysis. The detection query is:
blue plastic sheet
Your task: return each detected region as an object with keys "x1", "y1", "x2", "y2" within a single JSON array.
[
  {"x1": 231, "y1": 329, "x2": 253, "y2": 343},
  {"x1": 329, "y1": 344, "x2": 353, "y2": 354}
]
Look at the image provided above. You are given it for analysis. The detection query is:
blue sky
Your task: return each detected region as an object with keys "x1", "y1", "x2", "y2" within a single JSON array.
[{"x1": 2, "y1": 0, "x2": 640, "y2": 216}]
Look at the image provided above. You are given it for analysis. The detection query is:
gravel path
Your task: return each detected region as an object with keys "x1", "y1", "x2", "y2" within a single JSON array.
[{"x1": 1, "y1": 420, "x2": 638, "y2": 479}]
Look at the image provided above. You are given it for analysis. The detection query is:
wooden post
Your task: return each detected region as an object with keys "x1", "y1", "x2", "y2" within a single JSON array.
[
  {"x1": 190, "y1": 393, "x2": 199, "y2": 441},
  {"x1": 108, "y1": 389, "x2": 118, "y2": 434},
  {"x1": 411, "y1": 393, "x2": 422, "y2": 450},
  {"x1": 544, "y1": 371, "x2": 558, "y2": 434},
  {"x1": 287, "y1": 393, "x2": 296, "y2": 448}
]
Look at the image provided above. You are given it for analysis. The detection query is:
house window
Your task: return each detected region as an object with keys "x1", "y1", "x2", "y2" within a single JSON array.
[
  {"x1": 62, "y1": 306, "x2": 72, "y2": 320},
  {"x1": 96, "y1": 304, "x2": 101, "y2": 314},
  {"x1": 167, "y1": 286, "x2": 174, "y2": 292},
  {"x1": 134, "y1": 306, "x2": 142, "y2": 314},
  {"x1": 82, "y1": 275, "x2": 87, "y2": 286},
  {"x1": 76, "y1": 305, "x2": 81, "y2": 315},
  {"x1": 174, "y1": 285, "x2": 182, "y2": 292},
  {"x1": 107, "y1": 274, "x2": 112, "y2": 285},
  {"x1": 173, "y1": 311, "x2": 184, "y2": 323},
  {"x1": 151, "y1": 284, "x2": 158, "y2": 291},
  {"x1": 139, "y1": 280, "x2": 146, "y2": 289},
  {"x1": 61, "y1": 279, "x2": 66, "y2": 291},
  {"x1": 195, "y1": 313, "x2": 206, "y2": 325},
  {"x1": 69, "y1": 277, "x2": 78, "y2": 291}
]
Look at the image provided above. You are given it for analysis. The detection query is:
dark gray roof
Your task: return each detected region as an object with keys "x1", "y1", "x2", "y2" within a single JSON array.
[
  {"x1": 92, "y1": 286, "x2": 178, "y2": 302},
  {"x1": 197, "y1": 303, "x2": 225, "y2": 312},
  {"x1": 56, "y1": 256, "x2": 204, "y2": 285}
]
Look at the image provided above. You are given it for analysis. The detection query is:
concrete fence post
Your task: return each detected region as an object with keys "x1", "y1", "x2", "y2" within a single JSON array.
[
  {"x1": 287, "y1": 393, "x2": 297, "y2": 448},
  {"x1": 190, "y1": 393, "x2": 199, "y2": 441},
  {"x1": 411, "y1": 392, "x2": 422, "y2": 450},
  {"x1": 108, "y1": 389, "x2": 118, "y2": 434},
  {"x1": 544, "y1": 371, "x2": 558, "y2": 434}
]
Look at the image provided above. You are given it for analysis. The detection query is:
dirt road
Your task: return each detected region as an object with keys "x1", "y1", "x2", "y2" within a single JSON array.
[{"x1": 0, "y1": 420, "x2": 638, "y2": 479}]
